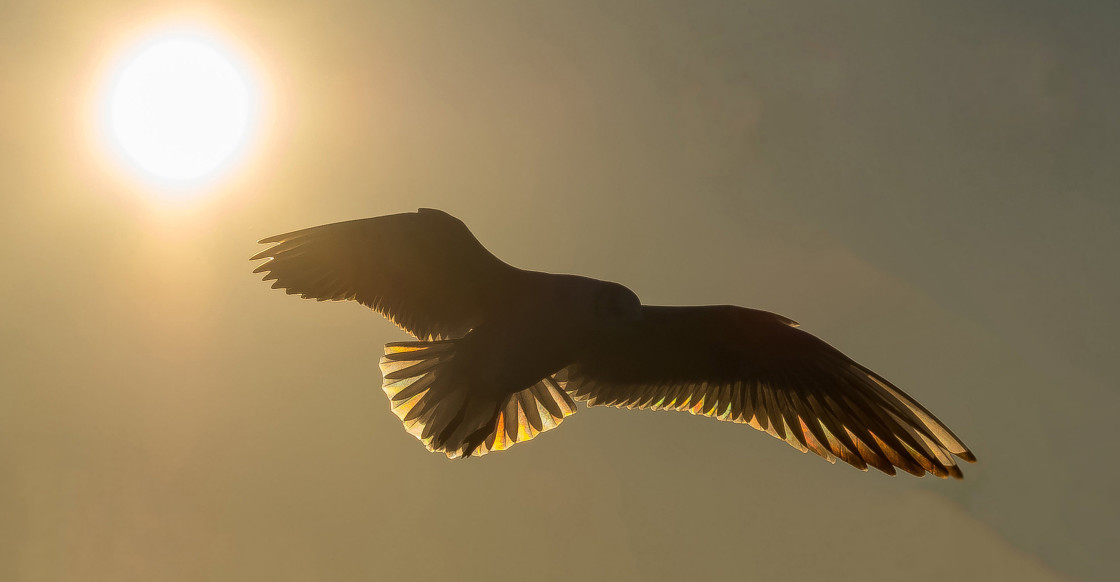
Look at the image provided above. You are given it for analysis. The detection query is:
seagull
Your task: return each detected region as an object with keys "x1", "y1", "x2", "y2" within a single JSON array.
[{"x1": 251, "y1": 208, "x2": 975, "y2": 477}]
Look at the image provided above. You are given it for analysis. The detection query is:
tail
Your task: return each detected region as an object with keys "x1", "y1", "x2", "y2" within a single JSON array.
[{"x1": 379, "y1": 341, "x2": 578, "y2": 458}]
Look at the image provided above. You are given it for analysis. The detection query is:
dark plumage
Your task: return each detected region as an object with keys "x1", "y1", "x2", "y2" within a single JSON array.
[{"x1": 252, "y1": 208, "x2": 975, "y2": 477}]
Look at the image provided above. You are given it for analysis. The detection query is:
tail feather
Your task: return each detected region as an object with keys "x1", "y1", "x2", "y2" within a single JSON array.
[
  {"x1": 480, "y1": 376, "x2": 575, "y2": 455},
  {"x1": 379, "y1": 341, "x2": 577, "y2": 458}
]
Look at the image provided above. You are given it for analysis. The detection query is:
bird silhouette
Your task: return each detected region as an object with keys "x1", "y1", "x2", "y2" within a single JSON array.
[{"x1": 251, "y1": 208, "x2": 975, "y2": 477}]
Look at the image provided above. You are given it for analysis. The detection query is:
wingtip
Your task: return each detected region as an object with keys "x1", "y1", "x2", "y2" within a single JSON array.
[
  {"x1": 958, "y1": 451, "x2": 977, "y2": 463},
  {"x1": 249, "y1": 247, "x2": 276, "y2": 261}
]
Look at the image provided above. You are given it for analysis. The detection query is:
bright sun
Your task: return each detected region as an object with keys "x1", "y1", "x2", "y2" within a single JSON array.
[{"x1": 103, "y1": 27, "x2": 259, "y2": 187}]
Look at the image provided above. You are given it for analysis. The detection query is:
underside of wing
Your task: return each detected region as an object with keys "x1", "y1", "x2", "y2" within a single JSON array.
[
  {"x1": 251, "y1": 209, "x2": 521, "y2": 340},
  {"x1": 560, "y1": 305, "x2": 976, "y2": 478}
]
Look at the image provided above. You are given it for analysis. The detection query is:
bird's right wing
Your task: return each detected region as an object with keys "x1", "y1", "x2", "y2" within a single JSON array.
[
  {"x1": 559, "y1": 305, "x2": 975, "y2": 478},
  {"x1": 251, "y1": 209, "x2": 522, "y2": 340}
]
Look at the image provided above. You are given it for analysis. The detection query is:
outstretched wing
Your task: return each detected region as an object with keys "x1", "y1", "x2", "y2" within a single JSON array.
[
  {"x1": 559, "y1": 305, "x2": 976, "y2": 478},
  {"x1": 251, "y1": 209, "x2": 522, "y2": 340}
]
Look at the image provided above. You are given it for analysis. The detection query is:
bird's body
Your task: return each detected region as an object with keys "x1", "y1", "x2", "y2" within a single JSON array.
[
  {"x1": 439, "y1": 274, "x2": 589, "y2": 403},
  {"x1": 469, "y1": 281, "x2": 572, "y2": 378},
  {"x1": 252, "y1": 208, "x2": 975, "y2": 476}
]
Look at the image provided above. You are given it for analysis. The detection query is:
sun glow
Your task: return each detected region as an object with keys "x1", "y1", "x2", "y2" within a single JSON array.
[{"x1": 100, "y1": 25, "x2": 261, "y2": 189}]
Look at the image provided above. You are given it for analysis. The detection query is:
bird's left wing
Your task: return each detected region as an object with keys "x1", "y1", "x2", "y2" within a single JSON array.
[
  {"x1": 251, "y1": 209, "x2": 522, "y2": 340},
  {"x1": 558, "y1": 305, "x2": 975, "y2": 478}
]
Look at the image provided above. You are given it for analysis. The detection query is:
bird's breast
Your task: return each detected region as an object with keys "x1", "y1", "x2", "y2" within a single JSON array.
[{"x1": 461, "y1": 289, "x2": 593, "y2": 397}]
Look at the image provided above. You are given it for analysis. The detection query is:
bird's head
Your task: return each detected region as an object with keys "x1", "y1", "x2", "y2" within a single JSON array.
[{"x1": 594, "y1": 282, "x2": 643, "y2": 327}]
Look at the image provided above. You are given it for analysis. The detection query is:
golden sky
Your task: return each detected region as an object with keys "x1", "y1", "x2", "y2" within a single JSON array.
[{"x1": 2, "y1": 1, "x2": 1118, "y2": 580}]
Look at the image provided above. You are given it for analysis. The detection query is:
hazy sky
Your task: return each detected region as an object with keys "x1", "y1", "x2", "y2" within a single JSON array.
[{"x1": 2, "y1": 1, "x2": 1117, "y2": 580}]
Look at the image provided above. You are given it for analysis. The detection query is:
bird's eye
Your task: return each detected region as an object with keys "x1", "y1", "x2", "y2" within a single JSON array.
[{"x1": 596, "y1": 285, "x2": 641, "y2": 323}]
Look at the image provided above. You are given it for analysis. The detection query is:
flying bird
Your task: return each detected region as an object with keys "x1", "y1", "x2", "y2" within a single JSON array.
[{"x1": 251, "y1": 208, "x2": 975, "y2": 477}]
